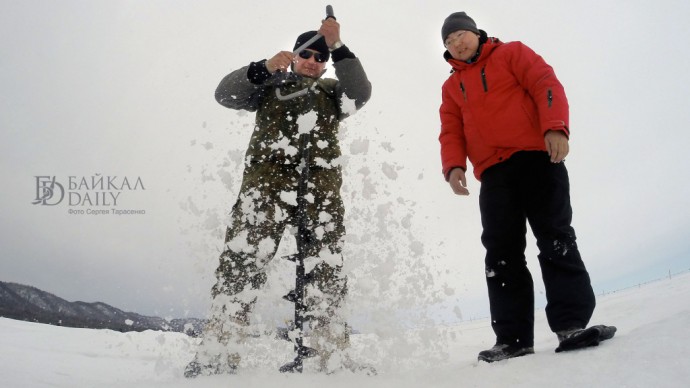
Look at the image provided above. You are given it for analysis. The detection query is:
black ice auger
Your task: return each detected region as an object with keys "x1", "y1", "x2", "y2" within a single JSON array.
[
  {"x1": 278, "y1": 132, "x2": 318, "y2": 373},
  {"x1": 277, "y1": 5, "x2": 335, "y2": 374}
]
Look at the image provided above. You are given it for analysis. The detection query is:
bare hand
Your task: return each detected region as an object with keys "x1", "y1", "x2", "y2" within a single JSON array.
[
  {"x1": 544, "y1": 130, "x2": 570, "y2": 163},
  {"x1": 265, "y1": 51, "x2": 294, "y2": 74},
  {"x1": 448, "y1": 168, "x2": 470, "y2": 196},
  {"x1": 318, "y1": 17, "x2": 341, "y2": 48}
]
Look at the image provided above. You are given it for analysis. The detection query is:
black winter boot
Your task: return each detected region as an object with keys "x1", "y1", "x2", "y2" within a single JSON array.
[
  {"x1": 478, "y1": 344, "x2": 535, "y2": 363},
  {"x1": 555, "y1": 325, "x2": 617, "y2": 353}
]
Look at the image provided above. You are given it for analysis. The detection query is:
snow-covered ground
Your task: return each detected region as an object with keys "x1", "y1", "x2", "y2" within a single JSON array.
[{"x1": 2, "y1": 272, "x2": 689, "y2": 388}]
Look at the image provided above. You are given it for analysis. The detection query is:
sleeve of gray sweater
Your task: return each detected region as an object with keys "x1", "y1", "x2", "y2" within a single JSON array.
[
  {"x1": 214, "y1": 65, "x2": 263, "y2": 112},
  {"x1": 333, "y1": 55, "x2": 372, "y2": 119}
]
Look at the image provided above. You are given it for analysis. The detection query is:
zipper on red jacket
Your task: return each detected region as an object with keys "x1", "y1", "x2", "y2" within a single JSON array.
[
  {"x1": 547, "y1": 89, "x2": 553, "y2": 107},
  {"x1": 481, "y1": 67, "x2": 488, "y2": 92},
  {"x1": 460, "y1": 82, "x2": 467, "y2": 101}
]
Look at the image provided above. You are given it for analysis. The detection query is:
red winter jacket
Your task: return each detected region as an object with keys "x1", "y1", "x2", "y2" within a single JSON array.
[{"x1": 439, "y1": 37, "x2": 569, "y2": 181}]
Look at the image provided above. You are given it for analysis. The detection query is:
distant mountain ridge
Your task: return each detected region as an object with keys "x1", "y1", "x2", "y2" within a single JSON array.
[{"x1": 0, "y1": 281, "x2": 205, "y2": 336}]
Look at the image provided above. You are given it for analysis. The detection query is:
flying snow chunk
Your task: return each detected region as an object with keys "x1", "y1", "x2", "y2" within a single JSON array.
[
  {"x1": 269, "y1": 136, "x2": 298, "y2": 156},
  {"x1": 226, "y1": 230, "x2": 255, "y2": 254},
  {"x1": 341, "y1": 95, "x2": 357, "y2": 116},
  {"x1": 274, "y1": 204, "x2": 287, "y2": 222},
  {"x1": 125, "y1": 319, "x2": 134, "y2": 326},
  {"x1": 318, "y1": 248, "x2": 343, "y2": 267},
  {"x1": 381, "y1": 142, "x2": 395, "y2": 152},
  {"x1": 280, "y1": 190, "x2": 298, "y2": 206},
  {"x1": 382, "y1": 162, "x2": 399, "y2": 180},
  {"x1": 314, "y1": 157, "x2": 340, "y2": 169},
  {"x1": 318, "y1": 211, "x2": 333, "y2": 223},
  {"x1": 410, "y1": 240, "x2": 424, "y2": 257},
  {"x1": 296, "y1": 111, "x2": 318, "y2": 134},
  {"x1": 257, "y1": 237, "x2": 277, "y2": 258},
  {"x1": 401, "y1": 214, "x2": 412, "y2": 229},
  {"x1": 349, "y1": 138, "x2": 369, "y2": 155}
]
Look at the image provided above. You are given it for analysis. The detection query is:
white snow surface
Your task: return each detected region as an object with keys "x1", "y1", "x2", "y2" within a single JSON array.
[{"x1": 2, "y1": 272, "x2": 690, "y2": 388}]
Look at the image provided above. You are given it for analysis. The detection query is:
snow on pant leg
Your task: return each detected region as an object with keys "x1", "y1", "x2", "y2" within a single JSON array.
[
  {"x1": 479, "y1": 158, "x2": 535, "y2": 348},
  {"x1": 196, "y1": 163, "x2": 296, "y2": 371},
  {"x1": 302, "y1": 167, "x2": 349, "y2": 371},
  {"x1": 307, "y1": 261, "x2": 349, "y2": 371},
  {"x1": 521, "y1": 152, "x2": 596, "y2": 332}
]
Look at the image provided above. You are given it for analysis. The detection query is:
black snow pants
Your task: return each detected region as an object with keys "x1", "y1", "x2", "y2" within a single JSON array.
[{"x1": 478, "y1": 151, "x2": 596, "y2": 347}]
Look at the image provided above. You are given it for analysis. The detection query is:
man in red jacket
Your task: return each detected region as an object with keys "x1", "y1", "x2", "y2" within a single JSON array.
[{"x1": 439, "y1": 12, "x2": 616, "y2": 362}]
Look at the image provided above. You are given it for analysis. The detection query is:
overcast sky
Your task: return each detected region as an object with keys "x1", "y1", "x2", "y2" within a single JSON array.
[{"x1": 1, "y1": 0, "x2": 689, "y2": 325}]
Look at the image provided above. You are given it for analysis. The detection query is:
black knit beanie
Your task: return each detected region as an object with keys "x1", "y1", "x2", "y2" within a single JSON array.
[
  {"x1": 442, "y1": 12, "x2": 479, "y2": 42},
  {"x1": 294, "y1": 31, "x2": 330, "y2": 62}
]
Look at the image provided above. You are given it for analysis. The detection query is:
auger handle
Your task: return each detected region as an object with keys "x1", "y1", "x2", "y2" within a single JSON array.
[{"x1": 292, "y1": 5, "x2": 335, "y2": 55}]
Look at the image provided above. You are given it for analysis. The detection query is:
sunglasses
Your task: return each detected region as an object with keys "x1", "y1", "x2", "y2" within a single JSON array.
[{"x1": 297, "y1": 50, "x2": 328, "y2": 63}]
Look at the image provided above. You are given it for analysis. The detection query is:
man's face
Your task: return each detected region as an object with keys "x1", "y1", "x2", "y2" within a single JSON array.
[
  {"x1": 445, "y1": 30, "x2": 480, "y2": 62},
  {"x1": 293, "y1": 49, "x2": 327, "y2": 79}
]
